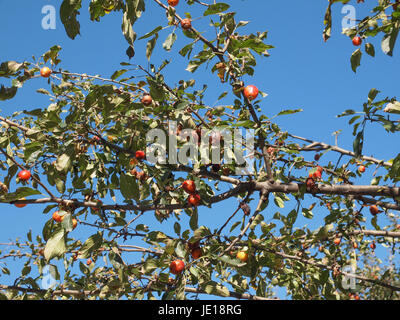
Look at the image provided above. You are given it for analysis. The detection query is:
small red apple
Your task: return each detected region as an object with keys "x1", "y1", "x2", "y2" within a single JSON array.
[
  {"x1": 352, "y1": 36, "x2": 362, "y2": 46},
  {"x1": 168, "y1": 0, "x2": 179, "y2": 7},
  {"x1": 169, "y1": 259, "x2": 185, "y2": 275},
  {"x1": 135, "y1": 150, "x2": 145, "y2": 160},
  {"x1": 181, "y1": 18, "x2": 192, "y2": 30},
  {"x1": 182, "y1": 180, "x2": 196, "y2": 194},
  {"x1": 243, "y1": 85, "x2": 259, "y2": 101},
  {"x1": 191, "y1": 248, "x2": 202, "y2": 260},
  {"x1": 18, "y1": 170, "x2": 31, "y2": 182},
  {"x1": 141, "y1": 94, "x2": 153, "y2": 106},
  {"x1": 369, "y1": 205, "x2": 380, "y2": 216},
  {"x1": 188, "y1": 193, "x2": 201, "y2": 206}
]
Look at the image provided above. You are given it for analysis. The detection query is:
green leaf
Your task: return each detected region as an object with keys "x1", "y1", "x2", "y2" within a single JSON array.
[
  {"x1": 0, "y1": 61, "x2": 24, "y2": 76},
  {"x1": 2, "y1": 187, "x2": 41, "y2": 202},
  {"x1": 353, "y1": 131, "x2": 364, "y2": 158},
  {"x1": 120, "y1": 173, "x2": 139, "y2": 200},
  {"x1": 111, "y1": 69, "x2": 128, "y2": 80},
  {"x1": 175, "y1": 241, "x2": 186, "y2": 258},
  {"x1": 276, "y1": 109, "x2": 303, "y2": 117},
  {"x1": 302, "y1": 208, "x2": 314, "y2": 219},
  {"x1": 365, "y1": 43, "x2": 375, "y2": 57},
  {"x1": 60, "y1": 0, "x2": 82, "y2": 40},
  {"x1": 381, "y1": 24, "x2": 399, "y2": 57},
  {"x1": 163, "y1": 32, "x2": 177, "y2": 51},
  {"x1": 146, "y1": 35, "x2": 158, "y2": 60},
  {"x1": 350, "y1": 49, "x2": 362, "y2": 73},
  {"x1": 189, "y1": 210, "x2": 198, "y2": 231},
  {"x1": 44, "y1": 229, "x2": 67, "y2": 261},
  {"x1": 56, "y1": 154, "x2": 71, "y2": 173},
  {"x1": 218, "y1": 255, "x2": 244, "y2": 267},
  {"x1": 79, "y1": 233, "x2": 103, "y2": 259},
  {"x1": 368, "y1": 88, "x2": 379, "y2": 103},
  {"x1": 174, "y1": 222, "x2": 181, "y2": 236},
  {"x1": 0, "y1": 85, "x2": 17, "y2": 101},
  {"x1": 139, "y1": 26, "x2": 163, "y2": 40},
  {"x1": 122, "y1": 11, "x2": 137, "y2": 46},
  {"x1": 204, "y1": 3, "x2": 230, "y2": 16}
]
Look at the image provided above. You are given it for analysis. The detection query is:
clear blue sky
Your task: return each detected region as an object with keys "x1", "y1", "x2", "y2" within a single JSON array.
[{"x1": 0, "y1": 0, "x2": 399, "y2": 299}]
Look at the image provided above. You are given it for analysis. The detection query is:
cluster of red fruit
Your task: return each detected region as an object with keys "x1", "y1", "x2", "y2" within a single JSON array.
[
  {"x1": 166, "y1": 0, "x2": 192, "y2": 30},
  {"x1": 349, "y1": 292, "x2": 361, "y2": 300},
  {"x1": 52, "y1": 210, "x2": 78, "y2": 230},
  {"x1": 182, "y1": 180, "x2": 201, "y2": 206},
  {"x1": 130, "y1": 168, "x2": 148, "y2": 182},
  {"x1": 309, "y1": 166, "x2": 323, "y2": 180}
]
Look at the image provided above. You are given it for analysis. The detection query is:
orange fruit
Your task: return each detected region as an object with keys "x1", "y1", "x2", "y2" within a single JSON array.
[
  {"x1": 14, "y1": 198, "x2": 27, "y2": 208},
  {"x1": 52, "y1": 211, "x2": 64, "y2": 222},
  {"x1": 236, "y1": 251, "x2": 248, "y2": 262},
  {"x1": 40, "y1": 66, "x2": 52, "y2": 78}
]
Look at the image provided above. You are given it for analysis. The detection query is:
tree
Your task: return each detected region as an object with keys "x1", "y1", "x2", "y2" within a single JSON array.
[{"x1": 0, "y1": 0, "x2": 400, "y2": 300}]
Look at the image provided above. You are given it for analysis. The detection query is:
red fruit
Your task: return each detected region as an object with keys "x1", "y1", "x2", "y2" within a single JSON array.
[
  {"x1": 181, "y1": 18, "x2": 192, "y2": 30},
  {"x1": 168, "y1": 0, "x2": 179, "y2": 6},
  {"x1": 352, "y1": 36, "x2": 362, "y2": 46},
  {"x1": 135, "y1": 150, "x2": 145, "y2": 160},
  {"x1": 52, "y1": 211, "x2": 64, "y2": 223},
  {"x1": 86, "y1": 259, "x2": 92, "y2": 266},
  {"x1": 243, "y1": 85, "x2": 259, "y2": 101},
  {"x1": 333, "y1": 237, "x2": 341, "y2": 245},
  {"x1": 314, "y1": 154, "x2": 321, "y2": 161},
  {"x1": 14, "y1": 198, "x2": 27, "y2": 208},
  {"x1": 72, "y1": 218, "x2": 78, "y2": 230},
  {"x1": 18, "y1": 170, "x2": 31, "y2": 182},
  {"x1": 40, "y1": 66, "x2": 52, "y2": 78},
  {"x1": 188, "y1": 193, "x2": 201, "y2": 206},
  {"x1": 352, "y1": 242, "x2": 358, "y2": 249},
  {"x1": 191, "y1": 248, "x2": 202, "y2": 260},
  {"x1": 313, "y1": 170, "x2": 322, "y2": 180},
  {"x1": 358, "y1": 165, "x2": 366, "y2": 173},
  {"x1": 141, "y1": 94, "x2": 153, "y2": 106},
  {"x1": 182, "y1": 180, "x2": 196, "y2": 194},
  {"x1": 169, "y1": 259, "x2": 185, "y2": 275},
  {"x1": 316, "y1": 166, "x2": 323, "y2": 173},
  {"x1": 369, "y1": 205, "x2": 380, "y2": 216},
  {"x1": 370, "y1": 242, "x2": 376, "y2": 250}
]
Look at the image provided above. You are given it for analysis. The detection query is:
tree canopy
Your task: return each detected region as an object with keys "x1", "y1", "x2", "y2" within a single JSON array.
[{"x1": 0, "y1": 0, "x2": 400, "y2": 300}]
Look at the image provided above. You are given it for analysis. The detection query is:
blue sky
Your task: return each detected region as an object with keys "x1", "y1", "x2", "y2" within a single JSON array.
[{"x1": 0, "y1": 0, "x2": 399, "y2": 299}]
